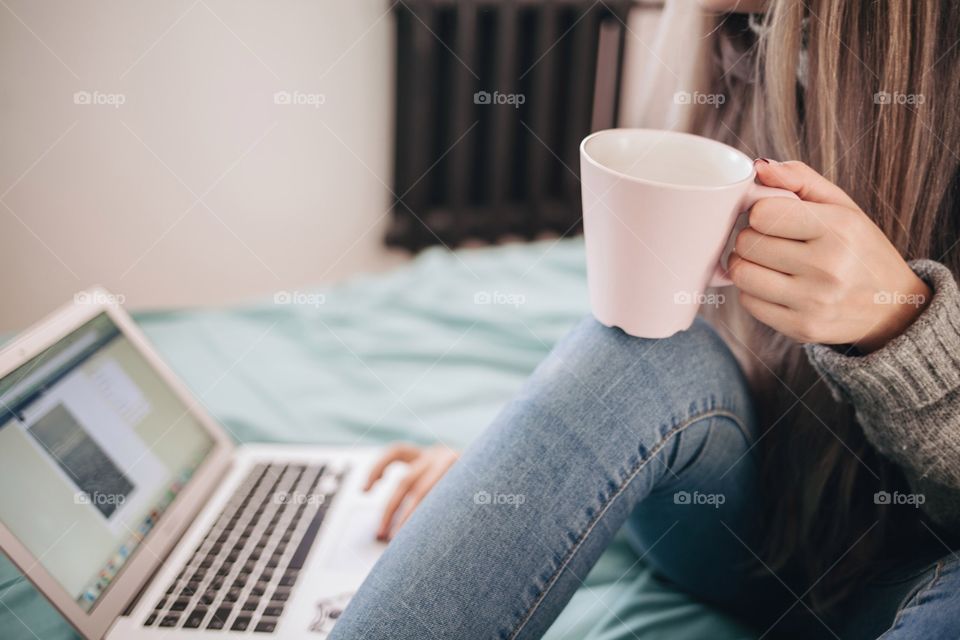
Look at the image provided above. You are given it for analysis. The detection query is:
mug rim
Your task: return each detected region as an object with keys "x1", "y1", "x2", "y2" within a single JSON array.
[{"x1": 580, "y1": 128, "x2": 757, "y2": 192}]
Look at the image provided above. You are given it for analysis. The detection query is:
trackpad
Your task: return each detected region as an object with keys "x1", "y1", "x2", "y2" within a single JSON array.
[{"x1": 318, "y1": 506, "x2": 386, "y2": 572}]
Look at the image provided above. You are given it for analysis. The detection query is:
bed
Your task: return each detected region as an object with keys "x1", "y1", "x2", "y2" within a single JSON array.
[{"x1": 0, "y1": 238, "x2": 755, "y2": 639}]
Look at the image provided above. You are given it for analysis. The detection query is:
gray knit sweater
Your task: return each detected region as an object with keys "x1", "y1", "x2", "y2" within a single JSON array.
[{"x1": 805, "y1": 259, "x2": 960, "y2": 532}]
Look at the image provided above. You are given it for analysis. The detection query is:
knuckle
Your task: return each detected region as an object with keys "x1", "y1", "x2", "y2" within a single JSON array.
[
  {"x1": 830, "y1": 254, "x2": 858, "y2": 283},
  {"x1": 738, "y1": 291, "x2": 762, "y2": 316},
  {"x1": 831, "y1": 212, "x2": 863, "y2": 241},
  {"x1": 815, "y1": 249, "x2": 850, "y2": 281},
  {"x1": 817, "y1": 264, "x2": 842, "y2": 286},
  {"x1": 807, "y1": 288, "x2": 838, "y2": 312},
  {"x1": 734, "y1": 229, "x2": 754, "y2": 256},
  {"x1": 387, "y1": 442, "x2": 413, "y2": 458},
  {"x1": 748, "y1": 201, "x2": 770, "y2": 229},
  {"x1": 831, "y1": 214, "x2": 854, "y2": 237},
  {"x1": 382, "y1": 445, "x2": 400, "y2": 459},
  {"x1": 727, "y1": 257, "x2": 746, "y2": 284}
]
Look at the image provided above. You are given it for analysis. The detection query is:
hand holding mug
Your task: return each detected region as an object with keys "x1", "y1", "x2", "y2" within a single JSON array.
[{"x1": 729, "y1": 159, "x2": 931, "y2": 352}]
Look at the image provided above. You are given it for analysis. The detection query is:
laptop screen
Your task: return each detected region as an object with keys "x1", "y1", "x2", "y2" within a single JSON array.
[{"x1": 0, "y1": 313, "x2": 214, "y2": 612}]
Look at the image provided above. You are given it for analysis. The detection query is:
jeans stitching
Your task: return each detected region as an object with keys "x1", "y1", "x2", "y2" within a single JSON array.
[
  {"x1": 877, "y1": 559, "x2": 944, "y2": 639},
  {"x1": 506, "y1": 407, "x2": 745, "y2": 640}
]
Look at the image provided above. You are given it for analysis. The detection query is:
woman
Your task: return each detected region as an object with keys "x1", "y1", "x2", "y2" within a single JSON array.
[{"x1": 331, "y1": 1, "x2": 960, "y2": 638}]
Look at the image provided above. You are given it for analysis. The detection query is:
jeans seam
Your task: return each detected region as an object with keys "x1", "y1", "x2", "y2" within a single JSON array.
[
  {"x1": 877, "y1": 559, "x2": 944, "y2": 639},
  {"x1": 505, "y1": 407, "x2": 745, "y2": 640}
]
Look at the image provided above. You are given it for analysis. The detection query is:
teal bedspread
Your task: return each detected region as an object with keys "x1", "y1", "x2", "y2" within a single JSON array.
[{"x1": 0, "y1": 238, "x2": 754, "y2": 639}]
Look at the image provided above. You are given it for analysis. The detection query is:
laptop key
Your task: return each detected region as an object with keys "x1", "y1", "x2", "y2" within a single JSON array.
[
  {"x1": 184, "y1": 609, "x2": 206, "y2": 628},
  {"x1": 231, "y1": 614, "x2": 252, "y2": 631},
  {"x1": 208, "y1": 606, "x2": 233, "y2": 630},
  {"x1": 144, "y1": 613, "x2": 158, "y2": 626},
  {"x1": 254, "y1": 619, "x2": 278, "y2": 633},
  {"x1": 287, "y1": 503, "x2": 329, "y2": 570},
  {"x1": 263, "y1": 604, "x2": 284, "y2": 617},
  {"x1": 159, "y1": 614, "x2": 180, "y2": 628},
  {"x1": 170, "y1": 598, "x2": 189, "y2": 612}
]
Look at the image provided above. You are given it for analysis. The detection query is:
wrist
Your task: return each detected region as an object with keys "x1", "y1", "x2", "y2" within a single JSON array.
[{"x1": 855, "y1": 272, "x2": 931, "y2": 353}]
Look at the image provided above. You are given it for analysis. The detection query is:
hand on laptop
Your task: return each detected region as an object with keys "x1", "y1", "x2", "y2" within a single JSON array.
[{"x1": 364, "y1": 444, "x2": 459, "y2": 541}]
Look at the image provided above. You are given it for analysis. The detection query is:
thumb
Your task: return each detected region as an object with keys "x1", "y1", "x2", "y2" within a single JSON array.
[{"x1": 755, "y1": 159, "x2": 857, "y2": 208}]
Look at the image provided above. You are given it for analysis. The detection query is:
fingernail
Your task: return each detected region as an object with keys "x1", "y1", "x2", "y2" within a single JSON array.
[{"x1": 755, "y1": 157, "x2": 771, "y2": 165}]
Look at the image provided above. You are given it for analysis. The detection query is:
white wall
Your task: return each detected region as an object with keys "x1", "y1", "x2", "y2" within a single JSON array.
[{"x1": 0, "y1": 0, "x2": 404, "y2": 331}]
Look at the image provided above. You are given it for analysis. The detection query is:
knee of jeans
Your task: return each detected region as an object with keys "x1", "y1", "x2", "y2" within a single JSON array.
[
  {"x1": 549, "y1": 316, "x2": 742, "y2": 387},
  {"x1": 526, "y1": 316, "x2": 751, "y2": 425}
]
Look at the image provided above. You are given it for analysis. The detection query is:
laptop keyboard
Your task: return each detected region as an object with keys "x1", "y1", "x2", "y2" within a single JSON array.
[{"x1": 143, "y1": 462, "x2": 345, "y2": 633}]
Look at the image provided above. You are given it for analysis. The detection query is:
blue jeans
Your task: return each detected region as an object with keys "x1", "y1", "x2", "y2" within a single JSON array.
[{"x1": 329, "y1": 317, "x2": 959, "y2": 639}]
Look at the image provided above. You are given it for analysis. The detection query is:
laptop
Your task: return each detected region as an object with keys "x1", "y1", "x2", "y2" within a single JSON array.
[{"x1": 0, "y1": 289, "x2": 401, "y2": 639}]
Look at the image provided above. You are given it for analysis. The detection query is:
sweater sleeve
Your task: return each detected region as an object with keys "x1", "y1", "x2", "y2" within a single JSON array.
[{"x1": 804, "y1": 260, "x2": 960, "y2": 529}]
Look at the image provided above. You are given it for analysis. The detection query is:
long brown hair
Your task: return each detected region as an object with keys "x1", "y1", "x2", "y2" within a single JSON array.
[{"x1": 693, "y1": 1, "x2": 960, "y2": 612}]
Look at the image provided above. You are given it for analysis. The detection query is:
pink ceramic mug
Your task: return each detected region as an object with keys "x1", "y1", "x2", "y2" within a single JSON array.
[{"x1": 580, "y1": 128, "x2": 798, "y2": 338}]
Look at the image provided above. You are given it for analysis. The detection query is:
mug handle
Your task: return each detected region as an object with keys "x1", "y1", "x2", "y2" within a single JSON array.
[{"x1": 709, "y1": 183, "x2": 800, "y2": 287}]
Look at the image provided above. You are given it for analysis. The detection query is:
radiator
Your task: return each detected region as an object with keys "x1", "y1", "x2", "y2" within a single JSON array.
[{"x1": 387, "y1": 0, "x2": 636, "y2": 251}]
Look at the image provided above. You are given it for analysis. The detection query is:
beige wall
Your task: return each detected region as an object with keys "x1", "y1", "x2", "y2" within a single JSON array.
[{"x1": 0, "y1": 0, "x2": 404, "y2": 331}]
